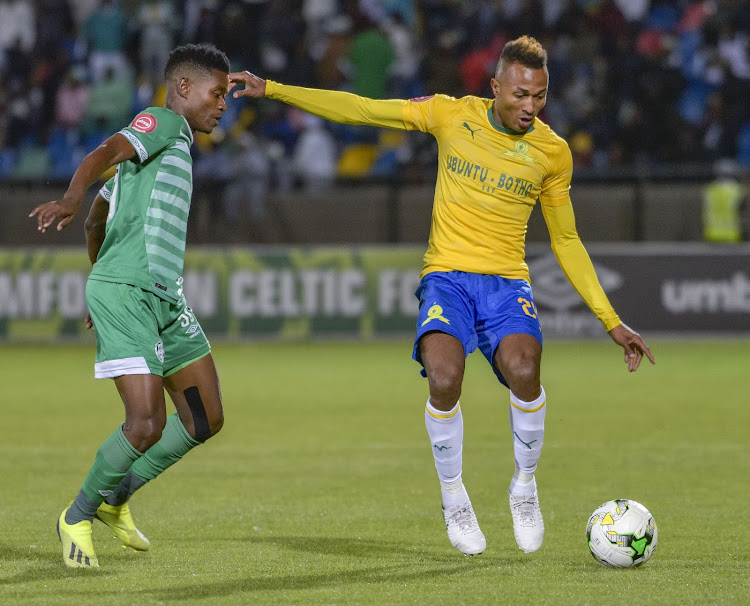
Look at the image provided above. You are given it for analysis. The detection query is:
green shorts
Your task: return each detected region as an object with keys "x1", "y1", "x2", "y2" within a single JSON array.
[{"x1": 86, "y1": 278, "x2": 211, "y2": 379}]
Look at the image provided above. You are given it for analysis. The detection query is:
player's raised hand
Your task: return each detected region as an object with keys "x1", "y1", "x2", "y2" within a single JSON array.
[
  {"x1": 29, "y1": 196, "x2": 83, "y2": 233},
  {"x1": 608, "y1": 323, "x2": 655, "y2": 372},
  {"x1": 228, "y1": 71, "x2": 266, "y2": 99}
]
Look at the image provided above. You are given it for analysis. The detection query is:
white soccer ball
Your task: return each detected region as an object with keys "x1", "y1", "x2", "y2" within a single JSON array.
[{"x1": 585, "y1": 499, "x2": 657, "y2": 567}]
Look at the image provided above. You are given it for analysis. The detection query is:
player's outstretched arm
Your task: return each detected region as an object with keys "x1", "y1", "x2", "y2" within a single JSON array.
[
  {"x1": 29, "y1": 133, "x2": 135, "y2": 232},
  {"x1": 608, "y1": 323, "x2": 655, "y2": 372},
  {"x1": 229, "y1": 71, "x2": 408, "y2": 130}
]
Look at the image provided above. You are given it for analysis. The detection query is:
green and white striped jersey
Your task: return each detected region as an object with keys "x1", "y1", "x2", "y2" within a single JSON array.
[{"x1": 89, "y1": 107, "x2": 194, "y2": 303}]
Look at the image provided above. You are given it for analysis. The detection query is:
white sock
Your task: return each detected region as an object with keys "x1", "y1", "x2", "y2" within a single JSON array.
[
  {"x1": 440, "y1": 479, "x2": 469, "y2": 508},
  {"x1": 509, "y1": 387, "x2": 546, "y2": 495},
  {"x1": 424, "y1": 399, "x2": 468, "y2": 508},
  {"x1": 509, "y1": 470, "x2": 537, "y2": 496}
]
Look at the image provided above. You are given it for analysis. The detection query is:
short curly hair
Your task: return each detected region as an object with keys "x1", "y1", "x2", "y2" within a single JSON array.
[
  {"x1": 495, "y1": 35, "x2": 548, "y2": 76},
  {"x1": 165, "y1": 43, "x2": 230, "y2": 80}
]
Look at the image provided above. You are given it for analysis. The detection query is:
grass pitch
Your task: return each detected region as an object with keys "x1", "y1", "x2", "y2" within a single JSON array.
[{"x1": 1, "y1": 339, "x2": 748, "y2": 605}]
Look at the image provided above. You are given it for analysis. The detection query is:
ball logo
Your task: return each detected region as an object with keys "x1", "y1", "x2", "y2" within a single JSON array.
[{"x1": 132, "y1": 113, "x2": 157, "y2": 133}]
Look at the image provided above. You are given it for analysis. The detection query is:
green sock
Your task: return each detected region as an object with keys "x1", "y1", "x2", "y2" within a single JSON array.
[
  {"x1": 118, "y1": 414, "x2": 200, "y2": 493},
  {"x1": 104, "y1": 470, "x2": 146, "y2": 507},
  {"x1": 66, "y1": 425, "x2": 142, "y2": 524}
]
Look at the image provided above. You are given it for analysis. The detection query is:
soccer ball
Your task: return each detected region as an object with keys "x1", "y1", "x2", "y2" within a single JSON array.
[{"x1": 586, "y1": 499, "x2": 657, "y2": 567}]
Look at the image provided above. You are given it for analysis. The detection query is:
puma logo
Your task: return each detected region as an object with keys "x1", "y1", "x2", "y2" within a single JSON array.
[{"x1": 462, "y1": 122, "x2": 481, "y2": 139}]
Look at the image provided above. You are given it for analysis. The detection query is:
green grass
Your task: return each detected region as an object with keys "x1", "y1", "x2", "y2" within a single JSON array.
[{"x1": 1, "y1": 339, "x2": 748, "y2": 605}]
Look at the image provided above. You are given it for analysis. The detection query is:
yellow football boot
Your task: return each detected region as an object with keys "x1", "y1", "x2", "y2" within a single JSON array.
[
  {"x1": 96, "y1": 502, "x2": 151, "y2": 551},
  {"x1": 57, "y1": 506, "x2": 99, "y2": 568}
]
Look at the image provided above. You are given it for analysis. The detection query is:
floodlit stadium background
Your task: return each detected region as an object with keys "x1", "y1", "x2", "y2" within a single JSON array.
[{"x1": 1, "y1": 0, "x2": 749, "y2": 337}]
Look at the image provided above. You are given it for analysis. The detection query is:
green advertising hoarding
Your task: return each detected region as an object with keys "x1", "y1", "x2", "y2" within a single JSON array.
[
  {"x1": 0, "y1": 247, "x2": 425, "y2": 341},
  {"x1": 5, "y1": 244, "x2": 750, "y2": 341}
]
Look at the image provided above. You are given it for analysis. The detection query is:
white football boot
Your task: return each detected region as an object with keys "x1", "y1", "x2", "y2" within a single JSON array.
[
  {"x1": 509, "y1": 489, "x2": 545, "y2": 553},
  {"x1": 442, "y1": 502, "x2": 486, "y2": 556}
]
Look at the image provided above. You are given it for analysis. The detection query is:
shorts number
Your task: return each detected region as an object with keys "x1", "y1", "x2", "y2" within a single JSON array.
[
  {"x1": 517, "y1": 297, "x2": 537, "y2": 319},
  {"x1": 178, "y1": 306, "x2": 196, "y2": 327}
]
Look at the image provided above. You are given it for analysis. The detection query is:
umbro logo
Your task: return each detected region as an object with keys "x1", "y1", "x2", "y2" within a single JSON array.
[
  {"x1": 528, "y1": 254, "x2": 623, "y2": 311},
  {"x1": 462, "y1": 122, "x2": 481, "y2": 139},
  {"x1": 433, "y1": 444, "x2": 452, "y2": 451}
]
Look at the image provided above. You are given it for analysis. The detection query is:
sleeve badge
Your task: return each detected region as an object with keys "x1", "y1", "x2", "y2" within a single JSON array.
[{"x1": 131, "y1": 113, "x2": 158, "y2": 134}]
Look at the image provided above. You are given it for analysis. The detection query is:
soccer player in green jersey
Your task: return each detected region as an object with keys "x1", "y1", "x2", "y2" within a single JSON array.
[
  {"x1": 228, "y1": 36, "x2": 655, "y2": 557},
  {"x1": 30, "y1": 43, "x2": 231, "y2": 568}
]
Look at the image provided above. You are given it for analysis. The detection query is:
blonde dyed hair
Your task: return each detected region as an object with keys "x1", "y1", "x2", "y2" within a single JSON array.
[{"x1": 495, "y1": 35, "x2": 548, "y2": 77}]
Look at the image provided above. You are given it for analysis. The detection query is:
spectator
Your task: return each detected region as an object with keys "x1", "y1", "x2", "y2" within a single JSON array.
[
  {"x1": 345, "y1": 13, "x2": 395, "y2": 99},
  {"x1": 703, "y1": 158, "x2": 746, "y2": 242},
  {"x1": 3, "y1": 73, "x2": 40, "y2": 147},
  {"x1": 313, "y1": 14, "x2": 352, "y2": 90},
  {"x1": 182, "y1": 0, "x2": 222, "y2": 45},
  {"x1": 613, "y1": 0, "x2": 650, "y2": 23},
  {"x1": 259, "y1": 0, "x2": 306, "y2": 83},
  {"x1": 1, "y1": 0, "x2": 750, "y2": 178},
  {"x1": 460, "y1": 35, "x2": 505, "y2": 96},
  {"x1": 292, "y1": 113, "x2": 336, "y2": 196},
  {"x1": 83, "y1": 64, "x2": 134, "y2": 136},
  {"x1": 81, "y1": 0, "x2": 129, "y2": 82},
  {"x1": 55, "y1": 65, "x2": 90, "y2": 130},
  {"x1": 136, "y1": 1, "x2": 180, "y2": 91},
  {"x1": 35, "y1": 0, "x2": 75, "y2": 61},
  {"x1": 302, "y1": 0, "x2": 337, "y2": 38},
  {"x1": 0, "y1": 0, "x2": 34, "y2": 51},
  {"x1": 0, "y1": 0, "x2": 35, "y2": 73},
  {"x1": 385, "y1": 12, "x2": 421, "y2": 97},
  {"x1": 223, "y1": 132, "x2": 272, "y2": 222}
]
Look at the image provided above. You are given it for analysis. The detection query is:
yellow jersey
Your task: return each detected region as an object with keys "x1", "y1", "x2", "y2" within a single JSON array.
[{"x1": 266, "y1": 81, "x2": 621, "y2": 331}]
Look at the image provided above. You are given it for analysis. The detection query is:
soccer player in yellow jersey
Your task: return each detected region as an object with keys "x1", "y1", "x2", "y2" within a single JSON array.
[{"x1": 229, "y1": 35, "x2": 655, "y2": 556}]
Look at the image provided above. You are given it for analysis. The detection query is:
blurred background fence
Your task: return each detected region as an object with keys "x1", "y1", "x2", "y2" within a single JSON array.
[{"x1": 0, "y1": 163, "x2": 723, "y2": 245}]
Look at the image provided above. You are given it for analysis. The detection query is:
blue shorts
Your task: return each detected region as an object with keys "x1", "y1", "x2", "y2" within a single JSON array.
[{"x1": 412, "y1": 271, "x2": 543, "y2": 387}]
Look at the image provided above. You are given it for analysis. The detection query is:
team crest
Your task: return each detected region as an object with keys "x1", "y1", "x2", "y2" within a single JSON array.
[
  {"x1": 503, "y1": 139, "x2": 536, "y2": 164},
  {"x1": 155, "y1": 339, "x2": 165, "y2": 363},
  {"x1": 421, "y1": 303, "x2": 450, "y2": 327},
  {"x1": 132, "y1": 113, "x2": 157, "y2": 133}
]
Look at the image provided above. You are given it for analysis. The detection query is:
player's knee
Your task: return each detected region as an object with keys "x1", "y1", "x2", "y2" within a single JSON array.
[
  {"x1": 428, "y1": 365, "x2": 463, "y2": 404},
  {"x1": 184, "y1": 386, "x2": 222, "y2": 443},
  {"x1": 125, "y1": 416, "x2": 165, "y2": 451},
  {"x1": 503, "y1": 357, "x2": 540, "y2": 397},
  {"x1": 206, "y1": 410, "x2": 224, "y2": 439}
]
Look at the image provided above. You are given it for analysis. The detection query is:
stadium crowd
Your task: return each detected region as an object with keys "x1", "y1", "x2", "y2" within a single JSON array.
[{"x1": 0, "y1": 0, "x2": 749, "y2": 200}]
